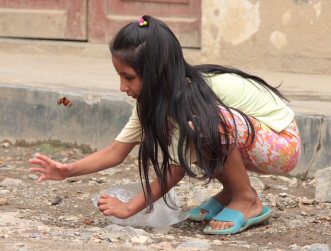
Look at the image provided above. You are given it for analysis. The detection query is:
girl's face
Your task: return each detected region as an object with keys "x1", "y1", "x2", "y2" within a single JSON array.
[{"x1": 112, "y1": 56, "x2": 142, "y2": 100}]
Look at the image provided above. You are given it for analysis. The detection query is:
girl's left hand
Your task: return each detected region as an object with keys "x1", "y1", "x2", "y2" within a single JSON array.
[{"x1": 98, "y1": 195, "x2": 132, "y2": 219}]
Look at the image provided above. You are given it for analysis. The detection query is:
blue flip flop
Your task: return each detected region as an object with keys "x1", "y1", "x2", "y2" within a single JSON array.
[
  {"x1": 203, "y1": 205, "x2": 271, "y2": 235},
  {"x1": 188, "y1": 197, "x2": 224, "y2": 221}
]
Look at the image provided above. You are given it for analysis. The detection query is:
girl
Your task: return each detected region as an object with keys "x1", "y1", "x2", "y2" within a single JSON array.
[{"x1": 29, "y1": 15, "x2": 301, "y2": 235}]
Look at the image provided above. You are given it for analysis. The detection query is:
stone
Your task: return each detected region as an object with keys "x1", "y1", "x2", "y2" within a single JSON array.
[
  {"x1": 289, "y1": 178, "x2": 298, "y2": 188},
  {"x1": 1, "y1": 178, "x2": 26, "y2": 188},
  {"x1": 302, "y1": 243, "x2": 331, "y2": 251},
  {"x1": 186, "y1": 182, "x2": 222, "y2": 208},
  {"x1": 51, "y1": 195, "x2": 63, "y2": 206},
  {"x1": 178, "y1": 240, "x2": 211, "y2": 251},
  {"x1": 1, "y1": 142, "x2": 10, "y2": 148},
  {"x1": 149, "y1": 241, "x2": 174, "y2": 250},
  {"x1": 104, "y1": 224, "x2": 149, "y2": 241},
  {"x1": 315, "y1": 167, "x2": 331, "y2": 202},
  {"x1": 0, "y1": 197, "x2": 9, "y2": 205},
  {"x1": 27, "y1": 174, "x2": 39, "y2": 180},
  {"x1": 131, "y1": 235, "x2": 148, "y2": 244},
  {"x1": 249, "y1": 177, "x2": 265, "y2": 194}
]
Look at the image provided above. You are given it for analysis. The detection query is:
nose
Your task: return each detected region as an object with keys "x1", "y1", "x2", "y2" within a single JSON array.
[{"x1": 120, "y1": 80, "x2": 129, "y2": 93}]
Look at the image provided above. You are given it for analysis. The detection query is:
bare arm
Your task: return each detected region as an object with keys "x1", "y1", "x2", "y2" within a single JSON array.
[
  {"x1": 29, "y1": 141, "x2": 138, "y2": 182},
  {"x1": 98, "y1": 163, "x2": 185, "y2": 218},
  {"x1": 68, "y1": 141, "x2": 137, "y2": 177}
]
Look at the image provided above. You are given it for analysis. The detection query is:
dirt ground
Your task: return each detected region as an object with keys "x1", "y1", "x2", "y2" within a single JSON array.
[{"x1": 0, "y1": 141, "x2": 330, "y2": 251}]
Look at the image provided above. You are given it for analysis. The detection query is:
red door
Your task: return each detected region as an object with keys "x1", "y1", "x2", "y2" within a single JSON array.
[
  {"x1": 0, "y1": 0, "x2": 87, "y2": 40},
  {"x1": 88, "y1": 0, "x2": 201, "y2": 47}
]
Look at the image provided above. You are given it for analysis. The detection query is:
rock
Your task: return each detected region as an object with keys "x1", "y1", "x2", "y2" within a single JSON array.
[
  {"x1": 186, "y1": 182, "x2": 222, "y2": 208},
  {"x1": 1, "y1": 142, "x2": 10, "y2": 148},
  {"x1": 299, "y1": 197, "x2": 316, "y2": 205},
  {"x1": 131, "y1": 235, "x2": 148, "y2": 244},
  {"x1": 290, "y1": 244, "x2": 302, "y2": 250},
  {"x1": 0, "y1": 189, "x2": 10, "y2": 195},
  {"x1": 275, "y1": 185, "x2": 289, "y2": 191},
  {"x1": 149, "y1": 241, "x2": 174, "y2": 250},
  {"x1": 1, "y1": 178, "x2": 26, "y2": 188},
  {"x1": 178, "y1": 240, "x2": 211, "y2": 251},
  {"x1": 152, "y1": 226, "x2": 173, "y2": 234},
  {"x1": 0, "y1": 198, "x2": 9, "y2": 205},
  {"x1": 51, "y1": 195, "x2": 63, "y2": 206},
  {"x1": 302, "y1": 243, "x2": 331, "y2": 251},
  {"x1": 104, "y1": 224, "x2": 149, "y2": 241},
  {"x1": 289, "y1": 178, "x2": 298, "y2": 188},
  {"x1": 28, "y1": 174, "x2": 39, "y2": 180},
  {"x1": 266, "y1": 193, "x2": 277, "y2": 206},
  {"x1": 315, "y1": 167, "x2": 331, "y2": 202},
  {"x1": 278, "y1": 176, "x2": 292, "y2": 183},
  {"x1": 31, "y1": 233, "x2": 41, "y2": 238},
  {"x1": 60, "y1": 215, "x2": 81, "y2": 222},
  {"x1": 79, "y1": 232, "x2": 93, "y2": 240},
  {"x1": 249, "y1": 177, "x2": 265, "y2": 193}
]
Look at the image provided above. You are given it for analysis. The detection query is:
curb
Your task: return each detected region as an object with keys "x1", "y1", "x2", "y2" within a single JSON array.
[
  {"x1": 0, "y1": 84, "x2": 133, "y2": 151},
  {"x1": 1, "y1": 84, "x2": 330, "y2": 178}
]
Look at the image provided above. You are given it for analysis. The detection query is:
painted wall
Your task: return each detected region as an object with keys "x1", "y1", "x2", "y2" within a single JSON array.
[{"x1": 200, "y1": 0, "x2": 331, "y2": 74}]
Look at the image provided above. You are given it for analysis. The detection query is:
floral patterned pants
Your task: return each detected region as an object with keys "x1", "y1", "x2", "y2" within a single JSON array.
[{"x1": 219, "y1": 107, "x2": 301, "y2": 175}]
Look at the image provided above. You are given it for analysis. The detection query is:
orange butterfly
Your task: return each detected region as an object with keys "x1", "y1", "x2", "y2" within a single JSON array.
[{"x1": 57, "y1": 97, "x2": 72, "y2": 107}]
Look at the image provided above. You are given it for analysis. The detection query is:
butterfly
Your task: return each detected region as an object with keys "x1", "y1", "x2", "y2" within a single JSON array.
[{"x1": 57, "y1": 97, "x2": 72, "y2": 107}]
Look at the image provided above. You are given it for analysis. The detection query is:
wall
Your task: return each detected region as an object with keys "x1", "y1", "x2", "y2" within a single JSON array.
[{"x1": 200, "y1": 0, "x2": 331, "y2": 74}]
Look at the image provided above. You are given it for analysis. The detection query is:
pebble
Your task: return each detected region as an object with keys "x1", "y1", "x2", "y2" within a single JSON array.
[
  {"x1": 27, "y1": 174, "x2": 39, "y2": 180},
  {"x1": 1, "y1": 142, "x2": 10, "y2": 148},
  {"x1": 131, "y1": 235, "x2": 148, "y2": 245},
  {"x1": 51, "y1": 195, "x2": 63, "y2": 206},
  {"x1": 31, "y1": 233, "x2": 41, "y2": 238},
  {"x1": 249, "y1": 177, "x2": 265, "y2": 193},
  {"x1": 0, "y1": 189, "x2": 10, "y2": 195},
  {"x1": 290, "y1": 244, "x2": 301, "y2": 250},
  {"x1": 0, "y1": 198, "x2": 9, "y2": 205}
]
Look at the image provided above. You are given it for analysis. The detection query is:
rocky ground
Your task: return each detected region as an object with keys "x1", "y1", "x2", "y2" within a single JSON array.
[{"x1": 0, "y1": 141, "x2": 330, "y2": 251}]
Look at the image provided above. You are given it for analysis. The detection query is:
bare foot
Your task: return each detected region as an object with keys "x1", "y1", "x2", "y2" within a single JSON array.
[{"x1": 209, "y1": 190, "x2": 263, "y2": 230}]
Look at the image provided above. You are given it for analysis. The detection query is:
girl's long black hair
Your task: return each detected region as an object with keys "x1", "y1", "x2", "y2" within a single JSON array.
[{"x1": 110, "y1": 15, "x2": 287, "y2": 212}]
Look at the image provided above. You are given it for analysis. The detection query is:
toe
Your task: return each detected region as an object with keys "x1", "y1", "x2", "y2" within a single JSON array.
[{"x1": 210, "y1": 220, "x2": 234, "y2": 230}]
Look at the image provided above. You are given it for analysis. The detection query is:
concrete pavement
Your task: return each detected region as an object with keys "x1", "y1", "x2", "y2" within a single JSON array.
[{"x1": 0, "y1": 38, "x2": 330, "y2": 177}]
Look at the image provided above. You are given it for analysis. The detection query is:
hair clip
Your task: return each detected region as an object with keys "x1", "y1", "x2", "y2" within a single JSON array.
[
  {"x1": 186, "y1": 77, "x2": 192, "y2": 85},
  {"x1": 138, "y1": 17, "x2": 148, "y2": 27}
]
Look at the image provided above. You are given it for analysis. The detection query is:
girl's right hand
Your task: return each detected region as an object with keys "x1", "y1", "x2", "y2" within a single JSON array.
[{"x1": 29, "y1": 154, "x2": 71, "y2": 182}]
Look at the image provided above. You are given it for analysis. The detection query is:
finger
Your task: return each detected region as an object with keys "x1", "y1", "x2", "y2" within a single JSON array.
[
  {"x1": 98, "y1": 204, "x2": 108, "y2": 211},
  {"x1": 99, "y1": 194, "x2": 111, "y2": 199},
  {"x1": 29, "y1": 159, "x2": 44, "y2": 165},
  {"x1": 36, "y1": 154, "x2": 55, "y2": 166},
  {"x1": 29, "y1": 159, "x2": 50, "y2": 170},
  {"x1": 29, "y1": 167, "x2": 46, "y2": 173},
  {"x1": 38, "y1": 174, "x2": 46, "y2": 183},
  {"x1": 102, "y1": 210, "x2": 112, "y2": 216},
  {"x1": 98, "y1": 198, "x2": 109, "y2": 205}
]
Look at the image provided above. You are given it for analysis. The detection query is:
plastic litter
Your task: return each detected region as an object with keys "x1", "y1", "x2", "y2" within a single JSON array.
[
  {"x1": 31, "y1": 233, "x2": 41, "y2": 238},
  {"x1": 92, "y1": 183, "x2": 189, "y2": 228}
]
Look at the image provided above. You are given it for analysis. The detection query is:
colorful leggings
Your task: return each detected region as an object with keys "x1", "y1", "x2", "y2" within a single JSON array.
[{"x1": 219, "y1": 107, "x2": 301, "y2": 175}]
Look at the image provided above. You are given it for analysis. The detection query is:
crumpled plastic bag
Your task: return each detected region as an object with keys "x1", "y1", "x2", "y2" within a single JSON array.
[{"x1": 92, "y1": 183, "x2": 189, "y2": 228}]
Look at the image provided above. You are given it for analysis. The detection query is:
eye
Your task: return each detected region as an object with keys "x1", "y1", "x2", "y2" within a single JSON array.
[{"x1": 125, "y1": 76, "x2": 135, "y2": 81}]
